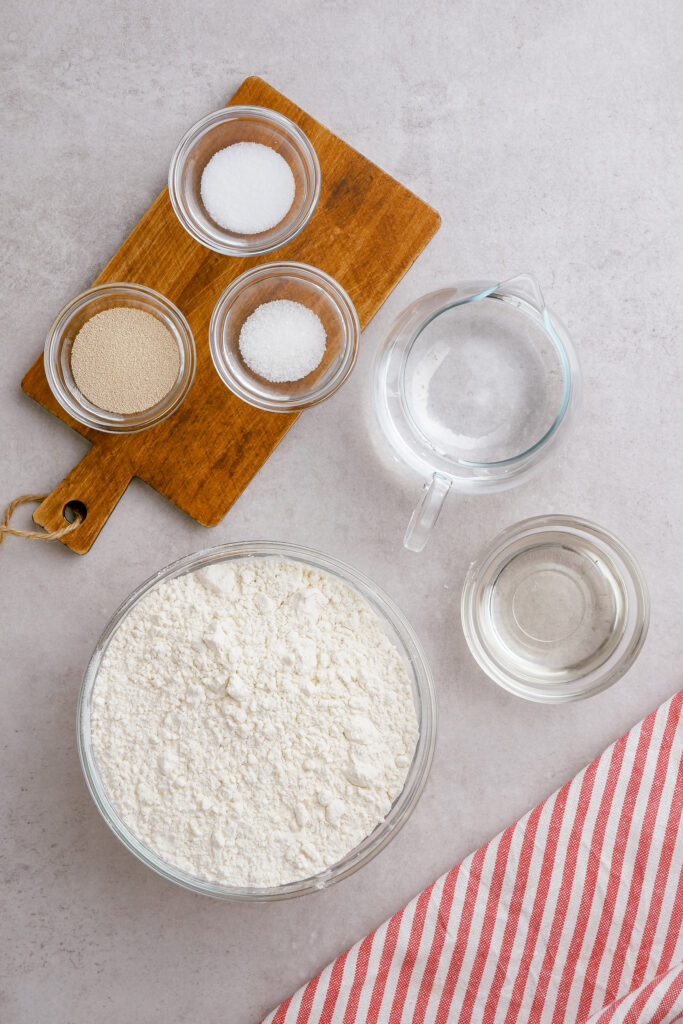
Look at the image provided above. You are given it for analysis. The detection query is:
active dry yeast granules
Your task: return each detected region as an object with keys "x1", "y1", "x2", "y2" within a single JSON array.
[
  {"x1": 90, "y1": 557, "x2": 418, "y2": 888},
  {"x1": 70, "y1": 307, "x2": 180, "y2": 414}
]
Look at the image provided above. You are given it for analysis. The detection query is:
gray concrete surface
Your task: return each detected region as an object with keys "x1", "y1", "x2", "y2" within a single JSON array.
[{"x1": 1, "y1": 1, "x2": 682, "y2": 1021}]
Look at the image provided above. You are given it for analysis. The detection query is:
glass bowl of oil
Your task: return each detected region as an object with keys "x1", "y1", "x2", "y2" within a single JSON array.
[{"x1": 461, "y1": 515, "x2": 649, "y2": 703}]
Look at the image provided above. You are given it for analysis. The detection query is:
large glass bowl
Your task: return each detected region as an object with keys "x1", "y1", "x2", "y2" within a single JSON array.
[{"x1": 78, "y1": 542, "x2": 437, "y2": 900}]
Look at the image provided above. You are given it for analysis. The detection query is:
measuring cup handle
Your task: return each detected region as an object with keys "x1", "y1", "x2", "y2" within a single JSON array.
[{"x1": 403, "y1": 474, "x2": 452, "y2": 552}]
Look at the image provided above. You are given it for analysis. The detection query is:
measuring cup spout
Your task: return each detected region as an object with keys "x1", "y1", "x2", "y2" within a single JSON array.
[
  {"x1": 498, "y1": 273, "x2": 546, "y2": 314},
  {"x1": 403, "y1": 473, "x2": 452, "y2": 552}
]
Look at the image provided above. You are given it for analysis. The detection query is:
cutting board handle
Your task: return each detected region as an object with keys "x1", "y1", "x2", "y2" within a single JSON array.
[{"x1": 33, "y1": 445, "x2": 133, "y2": 555}]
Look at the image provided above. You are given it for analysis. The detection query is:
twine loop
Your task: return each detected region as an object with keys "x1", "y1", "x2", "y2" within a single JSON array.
[{"x1": 0, "y1": 494, "x2": 82, "y2": 545}]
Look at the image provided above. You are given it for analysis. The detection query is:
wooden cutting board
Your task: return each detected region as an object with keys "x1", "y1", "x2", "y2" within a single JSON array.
[{"x1": 22, "y1": 76, "x2": 440, "y2": 553}]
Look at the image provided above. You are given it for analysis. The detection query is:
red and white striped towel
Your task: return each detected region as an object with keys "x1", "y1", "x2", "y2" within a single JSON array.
[{"x1": 263, "y1": 689, "x2": 683, "y2": 1024}]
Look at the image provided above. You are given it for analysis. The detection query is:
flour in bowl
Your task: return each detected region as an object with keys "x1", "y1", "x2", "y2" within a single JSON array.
[{"x1": 90, "y1": 557, "x2": 419, "y2": 887}]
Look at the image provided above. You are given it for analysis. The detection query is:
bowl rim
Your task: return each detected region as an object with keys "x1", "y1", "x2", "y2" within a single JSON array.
[
  {"x1": 78, "y1": 540, "x2": 437, "y2": 901},
  {"x1": 460, "y1": 514, "x2": 650, "y2": 703},
  {"x1": 168, "y1": 105, "x2": 321, "y2": 256},
  {"x1": 209, "y1": 261, "x2": 360, "y2": 412},
  {"x1": 43, "y1": 281, "x2": 196, "y2": 434}
]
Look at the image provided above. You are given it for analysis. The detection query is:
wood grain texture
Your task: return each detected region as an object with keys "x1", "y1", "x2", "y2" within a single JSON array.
[{"x1": 22, "y1": 76, "x2": 441, "y2": 553}]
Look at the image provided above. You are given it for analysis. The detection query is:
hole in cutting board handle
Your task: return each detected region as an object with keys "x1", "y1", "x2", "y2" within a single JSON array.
[{"x1": 63, "y1": 500, "x2": 87, "y2": 524}]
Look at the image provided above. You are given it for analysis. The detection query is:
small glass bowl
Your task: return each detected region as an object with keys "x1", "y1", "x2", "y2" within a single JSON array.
[
  {"x1": 44, "y1": 283, "x2": 196, "y2": 434},
  {"x1": 168, "y1": 105, "x2": 321, "y2": 256},
  {"x1": 209, "y1": 262, "x2": 360, "y2": 412},
  {"x1": 77, "y1": 541, "x2": 437, "y2": 901},
  {"x1": 461, "y1": 515, "x2": 649, "y2": 703}
]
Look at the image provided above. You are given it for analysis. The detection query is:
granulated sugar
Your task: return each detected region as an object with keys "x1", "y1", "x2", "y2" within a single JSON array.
[
  {"x1": 200, "y1": 142, "x2": 295, "y2": 234},
  {"x1": 70, "y1": 307, "x2": 180, "y2": 414},
  {"x1": 239, "y1": 299, "x2": 326, "y2": 382}
]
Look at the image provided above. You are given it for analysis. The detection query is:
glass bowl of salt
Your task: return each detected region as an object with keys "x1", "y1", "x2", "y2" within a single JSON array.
[
  {"x1": 209, "y1": 261, "x2": 360, "y2": 412},
  {"x1": 169, "y1": 105, "x2": 321, "y2": 257}
]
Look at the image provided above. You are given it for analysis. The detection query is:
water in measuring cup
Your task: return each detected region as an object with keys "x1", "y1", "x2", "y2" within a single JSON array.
[{"x1": 404, "y1": 297, "x2": 566, "y2": 464}]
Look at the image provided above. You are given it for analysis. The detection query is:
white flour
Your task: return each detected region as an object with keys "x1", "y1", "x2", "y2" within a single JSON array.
[{"x1": 90, "y1": 557, "x2": 419, "y2": 887}]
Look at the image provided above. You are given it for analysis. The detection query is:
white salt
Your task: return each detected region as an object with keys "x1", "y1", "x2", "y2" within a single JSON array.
[
  {"x1": 200, "y1": 142, "x2": 295, "y2": 234},
  {"x1": 239, "y1": 300, "x2": 326, "y2": 383}
]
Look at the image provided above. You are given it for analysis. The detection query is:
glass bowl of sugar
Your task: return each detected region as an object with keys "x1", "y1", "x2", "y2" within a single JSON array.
[
  {"x1": 169, "y1": 105, "x2": 321, "y2": 257},
  {"x1": 44, "y1": 282, "x2": 196, "y2": 433},
  {"x1": 209, "y1": 261, "x2": 360, "y2": 412}
]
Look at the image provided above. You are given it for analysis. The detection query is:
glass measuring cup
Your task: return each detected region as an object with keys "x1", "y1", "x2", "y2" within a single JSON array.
[{"x1": 373, "y1": 274, "x2": 581, "y2": 551}]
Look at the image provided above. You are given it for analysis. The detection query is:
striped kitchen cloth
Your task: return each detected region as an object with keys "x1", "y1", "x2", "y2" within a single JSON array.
[{"x1": 262, "y1": 689, "x2": 683, "y2": 1024}]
